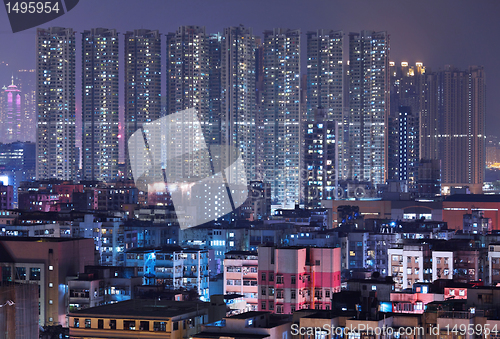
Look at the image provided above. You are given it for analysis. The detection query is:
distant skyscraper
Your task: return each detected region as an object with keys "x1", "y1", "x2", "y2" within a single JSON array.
[
  {"x1": 165, "y1": 26, "x2": 212, "y2": 179},
  {"x1": 124, "y1": 29, "x2": 161, "y2": 179},
  {"x1": 0, "y1": 141, "x2": 36, "y2": 206},
  {"x1": 82, "y1": 28, "x2": 119, "y2": 182},
  {"x1": 419, "y1": 71, "x2": 439, "y2": 161},
  {"x1": 262, "y1": 28, "x2": 301, "y2": 207},
  {"x1": 2, "y1": 77, "x2": 22, "y2": 143},
  {"x1": 306, "y1": 30, "x2": 343, "y2": 120},
  {"x1": 166, "y1": 26, "x2": 208, "y2": 117},
  {"x1": 220, "y1": 25, "x2": 256, "y2": 183},
  {"x1": 398, "y1": 106, "x2": 419, "y2": 191},
  {"x1": 15, "y1": 69, "x2": 37, "y2": 143},
  {"x1": 254, "y1": 38, "x2": 265, "y2": 180},
  {"x1": 207, "y1": 33, "x2": 222, "y2": 147},
  {"x1": 36, "y1": 27, "x2": 76, "y2": 180},
  {"x1": 348, "y1": 31, "x2": 390, "y2": 185},
  {"x1": 388, "y1": 62, "x2": 426, "y2": 187},
  {"x1": 438, "y1": 66, "x2": 485, "y2": 194},
  {"x1": 306, "y1": 30, "x2": 345, "y2": 181},
  {"x1": 303, "y1": 109, "x2": 338, "y2": 207}
]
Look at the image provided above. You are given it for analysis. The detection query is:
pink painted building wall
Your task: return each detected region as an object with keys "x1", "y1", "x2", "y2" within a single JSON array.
[
  {"x1": 223, "y1": 251, "x2": 259, "y2": 311},
  {"x1": 258, "y1": 246, "x2": 341, "y2": 314}
]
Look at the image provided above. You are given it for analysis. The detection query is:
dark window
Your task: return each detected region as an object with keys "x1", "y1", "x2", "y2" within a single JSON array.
[
  {"x1": 109, "y1": 320, "x2": 116, "y2": 330},
  {"x1": 85, "y1": 319, "x2": 91, "y2": 328},
  {"x1": 269, "y1": 273, "x2": 274, "y2": 282},
  {"x1": 261, "y1": 301, "x2": 266, "y2": 310},
  {"x1": 15, "y1": 267, "x2": 26, "y2": 280},
  {"x1": 1, "y1": 267, "x2": 12, "y2": 282},
  {"x1": 123, "y1": 320, "x2": 136, "y2": 330},
  {"x1": 97, "y1": 319, "x2": 103, "y2": 329},
  {"x1": 154, "y1": 322, "x2": 166, "y2": 331},
  {"x1": 173, "y1": 322, "x2": 179, "y2": 331},
  {"x1": 139, "y1": 321, "x2": 149, "y2": 331},
  {"x1": 291, "y1": 275, "x2": 296, "y2": 284},
  {"x1": 261, "y1": 273, "x2": 266, "y2": 281},
  {"x1": 73, "y1": 318, "x2": 79, "y2": 328},
  {"x1": 30, "y1": 268, "x2": 40, "y2": 281}
]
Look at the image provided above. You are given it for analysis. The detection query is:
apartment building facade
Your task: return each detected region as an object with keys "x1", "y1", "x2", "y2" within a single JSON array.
[{"x1": 258, "y1": 246, "x2": 341, "y2": 314}]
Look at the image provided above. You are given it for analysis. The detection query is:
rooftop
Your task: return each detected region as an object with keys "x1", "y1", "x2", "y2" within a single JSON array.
[
  {"x1": 445, "y1": 194, "x2": 500, "y2": 202},
  {"x1": 69, "y1": 299, "x2": 209, "y2": 318},
  {"x1": 0, "y1": 236, "x2": 87, "y2": 243},
  {"x1": 125, "y1": 245, "x2": 184, "y2": 253},
  {"x1": 226, "y1": 311, "x2": 269, "y2": 319}
]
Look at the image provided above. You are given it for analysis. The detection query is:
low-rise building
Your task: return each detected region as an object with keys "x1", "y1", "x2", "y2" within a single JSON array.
[
  {"x1": 258, "y1": 246, "x2": 341, "y2": 314},
  {"x1": 345, "y1": 278, "x2": 395, "y2": 302},
  {"x1": 68, "y1": 266, "x2": 141, "y2": 311},
  {"x1": 69, "y1": 298, "x2": 225, "y2": 339},
  {"x1": 388, "y1": 244, "x2": 432, "y2": 291},
  {"x1": 223, "y1": 251, "x2": 258, "y2": 311},
  {"x1": 0, "y1": 184, "x2": 13, "y2": 210},
  {"x1": 489, "y1": 243, "x2": 500, "y2": 285},
  {"x1": 0, "y1": 237, "x2": 95, "y2": 326},
  {"x1": 194, "y1": 311, "x2": 292, "y2": 339},
  {"x1": 0, "y1": 283, "x2": 39, "y2": 338},
  {"x1": 124, "y1": 246, "x2": 210, "y2": 301}
]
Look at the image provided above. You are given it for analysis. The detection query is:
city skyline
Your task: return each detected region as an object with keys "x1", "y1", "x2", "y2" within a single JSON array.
[
  {"x1": 4, "y1": 25, "x2": 486, "y2": 202},
  {"x1": 0, "y1": 0, "x2": 498, "y2": 137},
  {"x1": 2, "y1": 1, "x2": 500, "y2": 333}
]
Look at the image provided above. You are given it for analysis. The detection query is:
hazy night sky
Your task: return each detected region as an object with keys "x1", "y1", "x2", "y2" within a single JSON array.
[{"x1": 0, "y1": 0, "x2": 499, "y2": 143}]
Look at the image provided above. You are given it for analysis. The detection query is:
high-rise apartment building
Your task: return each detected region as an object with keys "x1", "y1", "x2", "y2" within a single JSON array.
[
  {"x1": 262, "y1": 28, "x2": 301, "y2": 207},
  {"x1": 207, "y1": 34, "x2": 222, "y2": 148},
  {"x1": 306, "y1": 30, "x2": 345, "y2": 183},
  {"x1": 348, "y1": 31, "x2": 389, "y2": 185},
  {"x1": 221, "y1": 25, "x2": 257, "y2": 183},
  {"x1": 166, "y1": 26, "x2": 208, "y2": 118},
  {"x1": 389, "y1": 62, "x2": 427, "y2": 183},
  {"x1": 36, "y1": 27, "x2": 76, "y2": 180},
  {"x1": 124, "y1": 29, "x2": 162, "y2": 179},
  {"x1": 398, "y1": 106, "x2": 419, "y2": 191},
  {"x1": 82, "y1": 28, "x2": 119, "y2": 182},
  {"x1": 165, "y1": 26, "x2": 213, "y2": 180},
  {"x1": 303, "y1": 109, "x2": 339, "y2": 207},
  {"x1": 306, "y1": 30, "x2": 343, "y2": 121},
  {"x1": 255, "y1": 38, "x2": 265, "y2": 181},
  {"x1": 438, "y1": 66, "x2": 485, "y2": 194}
]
